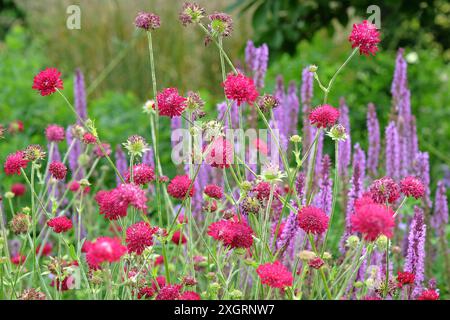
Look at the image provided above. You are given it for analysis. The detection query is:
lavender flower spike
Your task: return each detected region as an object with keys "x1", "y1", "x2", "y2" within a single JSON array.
[
  {"x1": 301, "y1": 67, "x2": 314, "y2": 150},
  {"x1": 366, "y1": 103, "x2": 380, "y2": 177},
  {"x1": 338, "y1": 98, "x2": 352, "y2": 180},
  {"x1": 115, "y1": 145, "x2": 128, "y2": 186},
  {"x1": 385, "y1": 121, "x2": 400, "y2": 181},
  {"x1": 413, "y1": 152, "x2": 431, "y2": 207},
  {"x1": 74, "y1": 68, "x2": 87, "y2": 124},
  {"x1": 431, "y1": 180, "x2": 448, "y2": 238},
  {"x1": 405, "y1": 206, "x2": 426, "y2": 298}
]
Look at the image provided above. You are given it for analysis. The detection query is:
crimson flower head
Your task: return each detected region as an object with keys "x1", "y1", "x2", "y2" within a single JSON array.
[
  {"x1": 138, "y1": 287, "x2": 155, "y2": 300},
  {"x1": 4, "y1": 151, "x2": 28, "y2": 175},
  {"x1": 47, "y1": 216, "x2": 73, "y2": 233},
  {"x1": 155, "y1": 284, "x2": 182, "y2": 300},
  {"x1": 223, "y1": 73, "x2": 258, "y2": 106},
  {"x1": 32, "y1": 68, "x2": 63, "y2": 96},
  {"x1": 252, "y1": 181, "x2": 273, "y2": 201},
  {"x1": 45, "y1": 124, "x2": 65, "y2": 142},
  {"x1": 134, "y1": 12, "x2": 160, "y2": 31},
  {"x1": 82, "y1": 132, "x2": 97, "y2": 144},
  {"x1": 400, "y1": 176, "x2": 425, "y2": 199},
  {"x1": 309, "y1": 104, "x2": 340, "y2": 128},
  {"x1": 204, "y1": 137, "x2": 234, "y2": 169},
  {"x1": 156, "y1": 88, "x2": 187, "y2": 118},
  {"x1": 49, "y1": 161, "x2": 68, "y2": 180},
  {"x1": 126, "y1": 221, "x2": 158, "y2": 255},
  {"x1": 369, "y1": 177, "x2": 400, "y2": 204},
  {"x1": 297, "y1": 206, "x2": 329, "y2": 235},
  {"x1": 351, "y1": 203, "x2": 395, "y2": 241},
  {"x1": 207, "y1": 216, "x2": 254, "y2": 249},
  {"x1": 85, "y1": 237, "x2": 127, "y2": 269},
  {"x1": 348, "y1": 20, "x2": 380, "y2": 56},
  {"x1": 11, "y1": 183, "x2": 26, "y2": 197},
  {"x1": 256, "y1": 261, "x2": 293, "y2": 289},
  {"x1": 171, "y1": 230, "x2": 187, "y2": 245},
  {"x1": 417, "y1": 289, "x2": 439, "y2": 300},
  {"x1": 180, "y1": 291, "x2": 201, "y2": 300},
  {"x1": 397, "y1": 271, "x2": 415, "y2": 288},
  {"x1": 126, "y1": 163, "x2": 155, "y2": 185},
  {"x1": 204, "y1": 184, "x2": 223, "y2": 199},
  {"x1": 167, "y1": 175, "x2": 195, "y2": 199},
  {"x1": 308, "y1": 257, "x2": 325, "y2": 269}
]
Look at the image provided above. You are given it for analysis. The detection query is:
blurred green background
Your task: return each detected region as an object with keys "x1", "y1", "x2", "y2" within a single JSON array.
[{"x1": 0, "y1": 0, "x2": 449, "y2": 185}]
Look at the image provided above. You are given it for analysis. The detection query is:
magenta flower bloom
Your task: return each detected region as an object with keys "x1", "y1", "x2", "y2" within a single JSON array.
[
  {"x1": 156, "y1": 88, "x2": 187, "y2": 118},
  {"x1": 309, "y1": 104, "x2": 340, "y2": 128},
  {"x1": 223, "y1": 73, "x2": 258, "y2": 106},
  {"x1": 32, "y1": 68, "x2": 63, "y2": 96},
  {"x1": 348, "y1": 20, "x2": 380, "y2": 56}
]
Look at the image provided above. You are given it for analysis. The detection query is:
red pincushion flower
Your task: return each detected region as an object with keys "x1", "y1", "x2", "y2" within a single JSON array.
[
  {"x1": 125, "y1": 163, "x2": 155, "y2": 185},
  {"x1": 297, "y1": 206, "x2": 329, "y2": 235},
  {"x1": 348, "y1": 20, "x2": 380, "y2": 56},
  {"x1": 36, "y1": 243, "x2": 53, "y2": 256},
  {"x1": 204, "y1": 184, "x2": 223, "y2": 199},
  {"x1": 308, "y1": 257, "x2": 325, "y2": 269},
  {"x1": 156, "y1": 88, "x2": 187, "y2": 118},
  {"x1": 223, "y1": 73, "x2": 258, "y2": 106},
  {"x1": 351, "y1": 203, "x2": 395, "y2": 241},
  {"x1": 47, "y1": 216, "x2": 73, "y2": 233},
  {"x1": 180, "y1": 291, "x2": 201, "y2": 300},
  {"x1": 252, "y1": 181, "x2": 273, "y2": 201},
  {"x1": 11, "y1": 254, "x2": 26, "y2": 265},
  {"x1": 309, "y1": 104, "x2": 340, "y2": 128},
  {"x1": 207, "y1": 217, "x2": 254, "y2": 249},
  {"x1": 417, "y1": 289, "x2": 439, "y2": 300},
  {"x1": 397, "y1": 271, "x2": 415, "y2": 288},
  {"x1": 369, "y1": 177, "x2": 400, "y2": 204},
  {"x1": 152, "y1": 275, "x2": 167, "y2": 291},
  {"x1": 256, "y1": 260, "x2": 293, "y2": 289},
  {"x1": 49, "y1": 161, "x2": 68, "y2": 180},
  {"x1": 32, "y1": 68, "x2": 64, "y2": 96},
  {"x1": 167, "y1": 175, "x2": 195, "y2": 199},
  {"x1": 11, "y1": 183, "x2": 26, "y2": 197},
  {"x1": 155, "y1": 284, "x2": 182, "y2": 300},
  {"x1": 4, "y1": 151, "x2": 28, "y2": 175},
  {"x1": 205, "y1": 137, "x2": 234, "y2": 169},
  {"x1": 137, "y1": 286, "x2": 155, "y2": 299},
  {"x1": 400, "y1": 176, "x2": 425, "y2": 199},
  {"x1": 45, "y1": 124, "x2": 65, "y2": 142},
  {"x1": 171, "y1": 230, "x2": 187, "y2": 245},
  {"x1": 126, "y1": 221, "x2": 158, "y2": 255},
  {"x1": 354, "y1": 194, "x2": 375, "y2": 209},
  {"x1": 134, "y1": 12, "x2": 160, "y2": 31},
  {"x1": 85, "y1": 237, "x2": 126, "y2": 269},
  {"x1": 82, "y1": 132, "x2": 97, "y2": 144}
]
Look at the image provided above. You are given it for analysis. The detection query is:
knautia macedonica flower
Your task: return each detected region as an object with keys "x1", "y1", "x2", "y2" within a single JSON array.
[
  {"x1": 123, "y1": 135, "x2": 150, "y2": 158},
  {"x1": 171, "y1": 230, "x2": 187, "y2": 245},
  {"x1": 203, "y1": 184, "x2": 223, "y2": 199},
  {"x1": 297, "y1": 206, "x2": 329, "y2": 235},
  {"x1": 180, "y1": 291, "x2": 201, "y2": 300},
  {"x1": 49, "y1": 161, "x2": 68, "y2": 180},
  {"x1": 208, "y1": 12, "x2": 233, "y2": 37},
  {"x1": 32, "y1": 68, "x2": 63, "y2": 96},
  {"x1": 82, "y1": 132, "x2": 97, "y2": 144},
  {"x1": 156, "y1": 88, "x2": 187, "y2": 118},
  {"x1": 45, "y1": 124, "x2": 65, "y2": 142},
  {"x1": 417, "y1": 289, "x2": 439, "y2": 300},
  {"x1": 155, "y1": 284, "x2": 182, "y2": 300},
  {"x1": 348, "y1": 20, "x2": 380, "y2": 56},
  {"x1": 397, "y1": 271, "x2": 415, "y2": 288},
  {"x1": 223, "y1": 73, "x2": 258, "y2": 106},
  {"x1": 4, "y1": 151, "x2": 28, "y2": 175},
  {"x1": 327, "y1": 124, "x2": 348, "y2": 141},
  {"x1": 400, "y1": 176, "x2": 425, "y2": 199},
  {"x1": 24, "y1": 144, "x2": 46, "y2": 162},
  {"x1": 257, "y1": 94, "x2": 279, "y2": 113},
  {"x1": 204, "y1": 137, "x2": 234, "y2": 169},
  {"x1": 369, "y1": 177, "x2": 400, "y2": 204},
  {"x1": 85, "y1": 237, "x2": 127, "y2": 269},
  {"x1": 405, "y1": 206, "x2": 426, "y2": 297},
  {"x1": 256, "y1": 261, "x2": 293, "y2": 289},
  {"x1": 9, "y1": 213, "x2": 30, "y2": 235},
  {"x1": 185, "y1": 91, "x2": 205, "y2": 119},
  {"x1": 126, "y1": 221, "x2": 158, "y2": 255},
  {"x1": 308, "y1": 257, "x2": 325, "y2": 269},
  {"x1": 19, "y1": 288, "x2": 46, "y2": 300},
  {"x1": 309, "y1": 104, "x2": 340, "y2": 128},
  {"x1": 179, "y1": 2, "x2": 205, "y2": 26},
  {"x1": 47, "y1": 216, "x2": 73, "y2": 233},
  {"x1": 134, "y1": 12, "x2": 161, "y2": 31},
  {"x1": 351, "y1": 203, "x2": 395, "y2": 241},
  {"x1": 260, "y1": 163, "x2": 287, "y2": 183},
  {"x1": 125, "y1": 163, "x2": 155, "y2": 185},
  {"x1": 167, "y1": 175, "x2": 195, "y2": 199},
  {"x1": 11, "y1": 183, "x2": 26, "y2": 197},
  {"x1": 207, "y1": 216, "x2": 253, "y2": 249},
  {"x1": 94, "y1": 143, "x2": 111, "y2": 158}
]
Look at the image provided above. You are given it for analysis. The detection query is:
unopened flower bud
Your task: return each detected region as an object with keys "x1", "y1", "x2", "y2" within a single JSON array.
[
  {"x1": 123, "y1": 135, "x2": 150, "y2": 158},
  {"x1": 257, "y1": 94, "x2": 279, "y2": 113},
  {"x1": 290, "y1": 135, "x2": 302, "y2": 143},
  {"x1": 298, "y1": 250, "x2": 316, "y2": 261},
  {"x1": 77, "y1": 154, "x2": 90, "y2": 167},
  {"x1": 229, "y1": 289, "x2": 243, "y2": 299},
  {"x1": 354, "y1": 281, "x2": 364, "y2": 288},
  {"x1": 346, "y1": 235, "x2": 360, "y2": 249},
  {"x1": 5, "y1": 191, "x2": 15, "y2": 199},
  {"x1": 375, "y1": 235, "x2": 388, "y2": 252},
  {"x1": 327, "y1": 124, "x2": 348, "y2": 141},
  {"x1": 309, "y1": 65, "x2": 318, "y2": 73}
]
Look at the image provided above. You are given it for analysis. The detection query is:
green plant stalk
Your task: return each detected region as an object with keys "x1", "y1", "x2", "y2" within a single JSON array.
[
  {"x1": 307, "y1": 233, "x2": 332, "y2": 299},
  {"x1": 321, "y1": 140, "x2": 339, "y2": 255}
]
